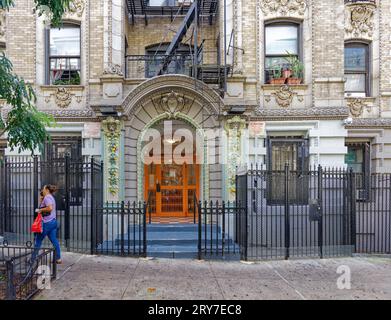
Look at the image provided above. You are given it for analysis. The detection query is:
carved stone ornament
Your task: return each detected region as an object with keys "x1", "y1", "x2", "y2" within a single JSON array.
[
  {"x1": 102, "y1": 117, "x2": 122, "y2": 196},
  {"x1": 55, "y1": 87, "x2": 73, "y2": 108},
  {"x1": 160, "y1": 91, "x2": 185, "y2": 119},
  {"x1": 345, "y1": 4, "x2": 375, "y2": 39},
  {"x1": 224, "y1": 116, "x2": 246, "y2": 200},
  {"x1": 67, "y1": 0, "x2": 85, "y2": 17},
  {"x1": 260, "y1": 0, "x2": 307, "y2": 17},
  {"x1": 272, "y1": 85, "x2": 296, "y2": 108},
  {"x1": 103, "y1": 64, "x2": 124, "y2": 77},
  {"x1": 348, "y1": 99, "x2": 370, "y2": 117}
]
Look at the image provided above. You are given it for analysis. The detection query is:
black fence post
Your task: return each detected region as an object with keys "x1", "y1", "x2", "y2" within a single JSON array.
[
  {"x1": 3, "y1": 157, "x2": 10, "y2": 234},
  {"x1": 90, "y1": 157, "x2": 95, "y2": 255},
  {"x1": 197, "y1": 201, "x2": 202, "y2": 260},
  {"x1": 318, "y1": 165, "x2": 323, "y2": 259},
  {"x1": 33, "y1": 156, "x2": 39, "y2": 219},
  {"x1": 5, "y1": 259, "x2": 16, "y2": 300},
  {"x1": 284, "y1": 163, "x2": 290, "y2": 260},
  {"x1": 120, "y1": 201, "x2": 125, "y2": 256},
  {"x1": 143, "y1": 201, "x2": 147, "y2": 257},
  {"x1": 64, "y1": 155, "x2": 70, "y2": 251},
  {"x1": 52, "y1": 249, "x2": 57, "y2": 280},
  {"x1": 0, "y1": 158, "x2": 5, "y2": 236},
  {"x1": 349, "y1": 168, "x2": 357, "y2": 253}
]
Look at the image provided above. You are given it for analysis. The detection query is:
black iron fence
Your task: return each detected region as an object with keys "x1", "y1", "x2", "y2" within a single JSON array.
[
  {"x1": 236, "y1": 165, "x2": 355, "y2": 260},
  {"x1": 0, "y1": 156, "x2": 103, "y2": 253},
  {"x1": 197, "y1": 200, "x2": 247, "y2": 260},
  {"x1": 1, "y1": 156, "x2": 390, "y2": 261},
  {"x1": 355, "y1": 173, "x2": 391, "y2": 254},
  {"x1": 92, "y1": 201, "x2": 147, "y2": 257},
  {"x1": 0, "y1": 245, "x2": 56, "y2": 300}
]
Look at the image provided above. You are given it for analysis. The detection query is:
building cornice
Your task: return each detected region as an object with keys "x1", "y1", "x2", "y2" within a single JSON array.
[
  {"x1": 347, "y1": 118, "x2": 391, "y2": 128},
  {"x1": 252, "y1": 107, "x2": 349, "y2": 121}
]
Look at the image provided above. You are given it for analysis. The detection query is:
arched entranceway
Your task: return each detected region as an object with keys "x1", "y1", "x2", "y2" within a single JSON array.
[
  {"x1": 143, "y1": 119, "x2": 200, "y2": 217},
  {"x1": 121, "y1": 75, "x2": 224, "y2": 212}
]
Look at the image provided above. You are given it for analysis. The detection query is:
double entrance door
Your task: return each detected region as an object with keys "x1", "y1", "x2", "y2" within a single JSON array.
[{"x1": 145, "y1": 162, "x2": 200, "y2": 217}]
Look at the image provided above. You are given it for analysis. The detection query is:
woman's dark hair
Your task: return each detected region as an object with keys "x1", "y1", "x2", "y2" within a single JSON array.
[{"x1": 44, "y1": 185, "x2": 57, "y2": 194}]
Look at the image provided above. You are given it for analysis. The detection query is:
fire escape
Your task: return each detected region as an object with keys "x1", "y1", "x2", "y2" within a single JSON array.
[{"x1": 125, "y1": 0, "x2": 229, "y2": 97}]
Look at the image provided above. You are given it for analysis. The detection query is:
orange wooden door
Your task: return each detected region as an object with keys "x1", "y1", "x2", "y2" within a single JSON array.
[{"x1": 144, "y1": 162, "x2": 199, "y2": 217}]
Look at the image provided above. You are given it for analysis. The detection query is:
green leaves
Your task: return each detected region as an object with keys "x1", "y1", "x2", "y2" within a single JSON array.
[
  {"x1": 0, "y1": 0, "x2": 71, "y2": 154},
  {"x1": 0, "y1": 0, "x2": 72, "y2": 27},
  {"x1": 0, "y1": 53, "x2": 55, "y2": 154}
]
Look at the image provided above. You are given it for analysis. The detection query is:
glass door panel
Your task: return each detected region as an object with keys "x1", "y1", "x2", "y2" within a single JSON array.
[{"x1": 161, "y1": 189, "x2": 183, "y2": 213}]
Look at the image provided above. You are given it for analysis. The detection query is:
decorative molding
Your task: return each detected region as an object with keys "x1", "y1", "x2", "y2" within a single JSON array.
[
  {"x1": 347, "y1": 98, "x2": 371, "y2": 117},
  {"x1": 122, "y1": 75, "x2": 223, "y2": 118},
  {"x1": 54, "y1": 87, "x2": 73, "y2": 108},
  {"x1": 254, "y1": 107, "x2": 349, "y2": 120},
  {"x1": 260, "y1": 0, "x2": 307, "y2": 17},
  {"x1": 345, "y1": 3, "x2": 375, "y2": 40},
  {"x1": 272, "y1": 85, "x2": 296, "y2": 108},
  {"x1": 348, "y1": 118, "x2": 391, "y2": 128},
  {"x1": 66, "y1": 0, "x2": 85, "y2": 18},
  {"x1": 159, "y1": 91, "x2": 185, "y2": 119},
  {"x1": 224, "y1": 116, "x2": 246, "y2": 200},
  {"x1": 103, "y1": 64, "x2": 124, "y2": 77},
  {"x1": 102, "y1": 117, "x2": 122, "y2": 197},
  {"x1": 42, "y1": 86, "x2": 84, "y2": 108}
]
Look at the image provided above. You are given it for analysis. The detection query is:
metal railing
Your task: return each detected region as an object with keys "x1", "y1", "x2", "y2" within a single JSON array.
[
  {"x1": 125, "y1": 54, "x2": 194, "y2": 78},
  {"x1": 92, "y1": 202, "x2": 147, "y2": 257},
  {"x1": 0, "y1": 245, "x2": 56, "y2": 300},
  {"x1": 0, "y1": 156, "x2": 103, "y2": 253}
]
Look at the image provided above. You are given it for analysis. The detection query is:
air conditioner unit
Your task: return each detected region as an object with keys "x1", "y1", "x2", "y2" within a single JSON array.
[{"x1": 356, "y1": 189, "x2": 367, "y2": 201}]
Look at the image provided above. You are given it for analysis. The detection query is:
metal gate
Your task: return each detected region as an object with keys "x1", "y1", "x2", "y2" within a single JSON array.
[
  {"x1": 0, "y1": 155, "x2": 104, "y2": 253},
  {"x1": 236, "y1": 165, "x2": 355, "y2": 260}
]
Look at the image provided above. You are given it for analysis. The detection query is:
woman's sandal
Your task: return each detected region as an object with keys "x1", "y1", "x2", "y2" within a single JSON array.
[{"x1": 56, "y1": 259, "x2": 62, "y2": 264}]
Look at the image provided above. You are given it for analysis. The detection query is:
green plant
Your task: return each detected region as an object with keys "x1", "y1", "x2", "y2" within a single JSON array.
[
  {"x1": 270, "y1": 66, "x2": 282, "y2": 78},
  {"x1": 53, "y1": 73, "x2": 81, "y2": 86},
  {"x1": 285, "y1": 51, "x2": 304, "y2": 78}
]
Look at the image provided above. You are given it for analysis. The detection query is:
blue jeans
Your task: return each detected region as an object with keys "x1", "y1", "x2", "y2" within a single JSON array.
[{"x1": 32, "y1": 219, "x2": 61, "y2": 261}]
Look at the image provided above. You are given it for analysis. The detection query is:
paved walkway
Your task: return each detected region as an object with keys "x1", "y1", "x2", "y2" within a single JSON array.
[{"x1": 35, "y1": 253, "x2": 391, "y2": 300}]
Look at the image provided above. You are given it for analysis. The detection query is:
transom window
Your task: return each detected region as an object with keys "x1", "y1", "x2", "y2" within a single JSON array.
[
  {"x1": 265, "y1": 22, "x2": 301, "y2": 84},
  {"x1": 48, "y1": 25, "x2": 81, "y2": 85},
  {"x1": 344, "y1": 43, "x2": 370, "y2": 97}
]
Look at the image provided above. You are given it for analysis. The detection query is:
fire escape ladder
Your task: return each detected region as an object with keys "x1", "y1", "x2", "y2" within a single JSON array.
[{"x1": 158, "y1": 0, "x2": 198, "y2": 75}]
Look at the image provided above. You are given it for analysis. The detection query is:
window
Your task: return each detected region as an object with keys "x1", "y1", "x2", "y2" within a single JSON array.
[
  {"x1": 147, "y1": 0, "x2": 193, "y2": 6},
  {"x1": 265, "y1": 22, "x2": 301, "y2": 84},
  {"x1": 41, "y1": 136, "x2": 83, "y2": 208},
  {"x1": 345, "y1": 142, "x2": 370, "y2": 200},
  {"x1": 267, "y1": 137, "x2": 309, "y2": 204},
  {"x1": 48, "y1": 24, "x2": 81, "y2": 85},
  {"x1": 345, "y1": 43, "x2": 370, "y2": 97},
  {"x1": 145, "y1": 43, "x2": 193, "y2": 78}
]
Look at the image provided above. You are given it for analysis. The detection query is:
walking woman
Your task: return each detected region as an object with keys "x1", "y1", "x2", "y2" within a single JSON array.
[{"x1": 32, "y1": 185, "x2": 62, "y2": 264}]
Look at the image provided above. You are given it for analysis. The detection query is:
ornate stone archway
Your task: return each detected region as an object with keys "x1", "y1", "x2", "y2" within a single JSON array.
[{"x1": 121, "y1": 75, "x2": 224, "y2": 203}]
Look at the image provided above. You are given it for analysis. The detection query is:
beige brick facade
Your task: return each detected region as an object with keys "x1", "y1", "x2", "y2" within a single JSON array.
[{"x1": 1, "y1": 0, "x2": 391, "y2": 201}]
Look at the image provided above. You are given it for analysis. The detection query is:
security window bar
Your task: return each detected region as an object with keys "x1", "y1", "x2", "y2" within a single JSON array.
[
  {"x1": 267, "y1": 138, "x2": 309, "y2": 205},
  {"x1": 48, "y1": 25, "x2": 81, "y2": 85},
  {"x1": 265, "y1": 22, "x2": 301, "y2": 84},
  {"x1": 345, "y1": 43, "x2": 370, "y2": 97},
  {"x1": 345, "y1": 142, "x2": 371, "y2": 201}
]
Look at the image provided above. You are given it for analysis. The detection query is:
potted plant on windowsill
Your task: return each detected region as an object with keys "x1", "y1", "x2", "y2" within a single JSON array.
[
  {"x1": 269, "y1": 67, "x2": 285, "y2": 85},
  {"x1": 285, "y1": 52, "x2": 304, "y2": 85}
]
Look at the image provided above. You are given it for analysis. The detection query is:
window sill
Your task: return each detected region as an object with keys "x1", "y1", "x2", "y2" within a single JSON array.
[
  {"x1": 40, "y1": 85, "x2": 85, "y2": 91},
  {"x1": 261, "y1": 84, "x2": 309, "y2": 90},
  {"x1": 345, "y1": 96, "x2": 376, "y2": 102}
]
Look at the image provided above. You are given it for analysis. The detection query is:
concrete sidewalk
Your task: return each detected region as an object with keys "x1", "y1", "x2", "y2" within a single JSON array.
[{"x1": 35, "y1": 253, "x2": 391, "y2": 300}]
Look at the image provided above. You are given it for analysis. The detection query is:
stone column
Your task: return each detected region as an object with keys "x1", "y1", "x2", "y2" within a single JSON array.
[
  {"x1": 102, "y1": 116, "x2": 123, "y2": 202},
  {"x1": 224, "y1": 116, "x2": 246, "y2": 201}
]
